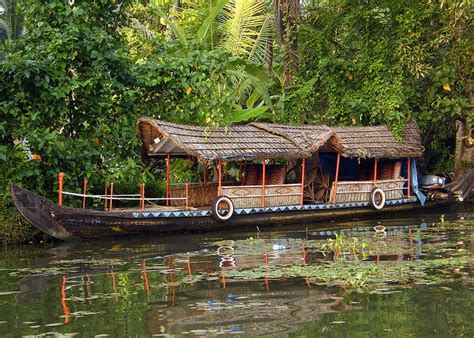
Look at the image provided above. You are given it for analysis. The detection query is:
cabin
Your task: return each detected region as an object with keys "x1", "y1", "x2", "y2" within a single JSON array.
[{"x1": 137, "y1": 118, "x2": 424, "y2": 218}]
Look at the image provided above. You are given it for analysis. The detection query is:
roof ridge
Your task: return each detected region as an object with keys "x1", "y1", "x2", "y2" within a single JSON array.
[{"x1": 250, "y1": 122, "x2": 311, "y2": 154}]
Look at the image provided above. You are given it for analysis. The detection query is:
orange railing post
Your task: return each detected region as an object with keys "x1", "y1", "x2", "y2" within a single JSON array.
[
  {"x1": 82, "y1": 178, "x2": 88, "y2": 209},
  {"x1": 218, "y1": 160, "x2": 222, "y2": 195},
  {"x1": 300, "y1": 158, "x2": 306, "y2": 205},
  {"x1": 185, "y1": 183, "x2": 189, "y2": 209},
  {"x1": 407, "y1": 158, "x2": 411, "y2": 197},
  {"x1": 140, "y1": 183, "x2": 145, "y2": 211},
  {"x1": 104, "y1": 183, "x2": 108, "y2": 210},
  {"x1": 373, "y1": 158, "x2": 378, "y2": 186},
  {"x1": 166, "y1": 152, "x2": 171, "y2": 206},
  {"x1": 332, "y1": 154, "x2": 341, "y2": 204},
  {"x1": 203, "y1": 160, "x2": 207, "y2": 188},
  {"x1": 109, "y1": 182, "x2": 114, "y2": 211},
  {"x1": 261, "y1": 159, "x2": 266, "y2": 208},
  {"x1": 58, "y1": 172, "x2": 64, "y2": 207}
]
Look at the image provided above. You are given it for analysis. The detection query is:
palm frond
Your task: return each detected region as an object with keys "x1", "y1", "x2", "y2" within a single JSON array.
[
  {"x1": 179, "y1": 0, "x2": 224, "y2": 49},
  {"x1": 221, "y1": 0, "x2": 273, "y2": 62}
]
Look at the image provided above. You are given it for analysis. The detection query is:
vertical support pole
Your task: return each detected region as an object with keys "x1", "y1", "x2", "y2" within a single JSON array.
[
  {"x1": 373, "y1": 158, "x2": 378, "y2": 186},
  {"x1": 166, "y1": 152, "x2": 171, "y2": 206},
  {"x1": 239, "y1": 162, "x2": 243, "y2": 184},
  {"x1": 300, "y1": 158, "x2": 306, "y2": 205},
  {"x1": 58, "y1": 172, "x2": 64, "y2": 207},
  {"x1": 407, "y1": 158, "x2": 411, "y2": 197},
  {"x1": 332, "y1": 154, "x2": 341, "y2": 204},
  {"x1": 185, "y1": 183, "x2": 189, "y2": 209},
  {"x1": 82, "y1": 178, "x2": 88, "y2": 209},
  {"x1": 203, "y1": 160, "x2": 207, "y2": 188},
  {"x1": 218, "y1": 160, "x2": 222, "y2": 195},
  {"x1": 261, "y1": 159, "x2": 266, "y2": 208},
  {"x1": 109, "y1": 182, "x2": 114, "y2": 211},
  {"x1": 104, "y1": 183, "x2": 108, "y2": 210},
  {"x1": 140, "y1": 183, "x2": 145, "y2": 211}
]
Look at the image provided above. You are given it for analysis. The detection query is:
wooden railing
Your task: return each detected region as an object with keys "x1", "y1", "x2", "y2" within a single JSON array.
[
  {"x1": 222, "y1": 184, "x2": 302, "y2": 208},
  {"x1": 330, "y1": 179, "x2": 408, "y2": 203}
]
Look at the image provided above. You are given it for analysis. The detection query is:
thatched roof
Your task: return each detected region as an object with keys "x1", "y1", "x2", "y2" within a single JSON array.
[
  {"x1": 253, "y1": 120, "x2": 424, "y2": 159},
  {"x1": 137, "y1": 118, "x2": 307, "y2": 161},
  {"x1": 251, "y1": 123, "x2": 334, "y2": 153},
  {"x1": 137, "y1": 118, "x2": 424, "y2": 161},
  {"x1": 331, "y1": 121, "x2": 423, "y2": 159}
]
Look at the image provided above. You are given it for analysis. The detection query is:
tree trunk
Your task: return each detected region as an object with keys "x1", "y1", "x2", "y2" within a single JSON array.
[
  {"x1": 454, "y1": 119, "x2": 473, "y2": 179},
  {"x1": 274, "y1": 0, "x2": 300, "y2": 88}
]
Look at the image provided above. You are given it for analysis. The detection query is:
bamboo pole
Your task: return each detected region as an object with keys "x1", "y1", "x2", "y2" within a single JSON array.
[{"x1": 58, "y1": 172, "x2": 64, "y2": 207}]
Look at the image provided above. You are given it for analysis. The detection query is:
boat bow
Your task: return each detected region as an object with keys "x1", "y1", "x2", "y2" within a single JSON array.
[{"x1": 10, "y1": 184, "x2": 73, "y2": 240}]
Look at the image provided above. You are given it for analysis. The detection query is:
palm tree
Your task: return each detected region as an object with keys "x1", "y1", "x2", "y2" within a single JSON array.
[
  {"x1": 0, "y1": 0, "x2": 23, "y2": 43},
  {"x1": 151, "y1": 0, "x2": 273, "y2": 64},
  {"x1": 0, "y1": 0, "x2": 9, "y2": 43},
  {"x1": 274, "y1": 0, "x2": 300, "y2": 88},
  {"x1": 149, "y1": 0, "x2": 274, "y2": 118}
]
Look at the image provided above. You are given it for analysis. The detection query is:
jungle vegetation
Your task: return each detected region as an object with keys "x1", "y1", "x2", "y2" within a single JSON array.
[{"x1": 0, "y1": 0, "x2": 472, "y2": 242}]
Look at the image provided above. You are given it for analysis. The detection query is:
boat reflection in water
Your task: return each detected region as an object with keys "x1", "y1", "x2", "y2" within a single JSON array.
[
  {"x1": 142, "y1": 239, "x2": 347, "y2": 336},
  {"x1": 7, "y1": 218, "x2": 464, "y2": 336}
]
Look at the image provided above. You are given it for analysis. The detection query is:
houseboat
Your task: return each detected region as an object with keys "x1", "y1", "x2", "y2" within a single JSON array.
[{"x1": 11, "y1": 118, "x2": 453, "y2": 240}]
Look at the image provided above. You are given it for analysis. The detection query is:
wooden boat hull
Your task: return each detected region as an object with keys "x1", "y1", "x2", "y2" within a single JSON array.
[{"x1": 11, "y1": 184, "x2": 454, "y2": 241}]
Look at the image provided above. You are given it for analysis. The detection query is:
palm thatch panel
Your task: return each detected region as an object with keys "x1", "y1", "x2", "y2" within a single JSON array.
[{"x1": 137, "y1": 118, "x2": 307, "y2": 161}]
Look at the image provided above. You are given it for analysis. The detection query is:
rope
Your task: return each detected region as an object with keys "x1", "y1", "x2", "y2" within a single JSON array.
[{"x1": 62, "y1": 191, "x2": 186, "y2": 201}]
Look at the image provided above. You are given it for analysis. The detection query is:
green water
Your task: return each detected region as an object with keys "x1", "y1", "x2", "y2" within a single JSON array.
[{"x1": 0, "y1": 208, "x2": 472, "y2": 337}]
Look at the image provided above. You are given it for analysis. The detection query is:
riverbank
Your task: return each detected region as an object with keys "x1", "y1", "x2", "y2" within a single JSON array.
[{"x1": 0, "y1": 202, "x2": 41, "y2": 245}]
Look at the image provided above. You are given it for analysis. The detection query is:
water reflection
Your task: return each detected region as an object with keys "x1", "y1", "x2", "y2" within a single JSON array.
[
  {"x1": 143, "y1": 283, "x2": 349, "y2": 336},
  {"x1": 0, "y1": 210, "x2": 472, "y2": 336}
]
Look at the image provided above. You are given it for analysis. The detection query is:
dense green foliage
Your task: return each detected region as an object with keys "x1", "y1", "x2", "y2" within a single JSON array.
[
  {"x1": 282, "y1": 0, "x2": 472, "y2": 171},
  {"x1": 0, "y1": 0, "x2": 472, "y2": 242},
  {"x1": 0, "y1": 0, "x2": 266, "y2": 204}
]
